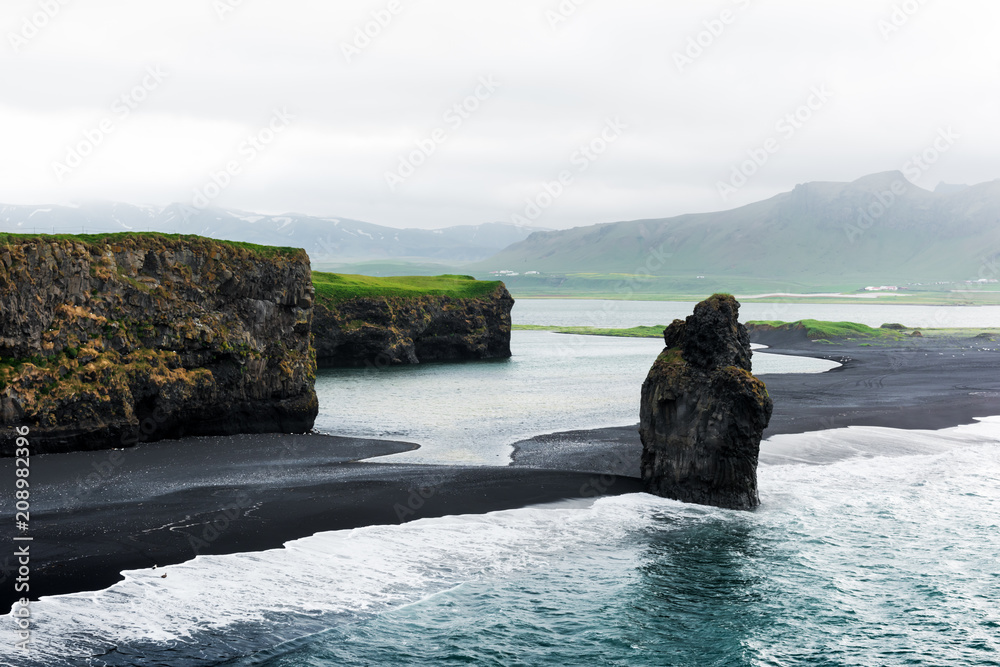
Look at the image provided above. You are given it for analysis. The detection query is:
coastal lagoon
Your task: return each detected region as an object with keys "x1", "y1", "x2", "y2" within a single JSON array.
[
  {"x1": 314, "y1": 332, "x2": 836, "y2": 465},
  {"x1": 7, "y1": 300, "x2": 1000, "y2": 666},
  {"x1": 314, "y1": 298, "x2": 1000, "y2": 465}
]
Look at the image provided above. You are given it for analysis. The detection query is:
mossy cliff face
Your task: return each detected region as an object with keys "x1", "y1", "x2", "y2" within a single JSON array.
[
  {"x1": 0, "y1": 235, "x2": 317, "y2": 455},
  {"x1": 313, "y1": 284, "x2": 513, "y2": 367},
  {"x1": 639, "y1": 294, "x2": 773, "y2": 510}
]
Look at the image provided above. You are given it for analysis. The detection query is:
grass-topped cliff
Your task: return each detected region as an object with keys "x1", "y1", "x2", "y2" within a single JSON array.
[
  {"x1": 746, "y1": 320, "x2": 894, "y2": 341},
  {"x1": 746, "y1": 320, "x2": 1000, "y2": 346},
  {"x1": 311, "y1": 273, "x2": 513, "y2": 367},
  {"x1": 0, "y1": 230, "x2": 515, "y2": 452},
  {"x1": 0, "y1": 232, "x2": 316, "y2": 454},
  {"x1": 312, "y1": 272, "x2": 502, "y2": 305}
]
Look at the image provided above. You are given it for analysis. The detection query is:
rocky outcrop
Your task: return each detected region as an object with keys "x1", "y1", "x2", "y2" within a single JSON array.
[
  {"x1": 0, "y1": 234, "x2": 317, "y2": 455},
  {"x1": 313, "y1": 284, "x2": 513, "y2": 367},
  {"x1": 639, "y1": 294, "x2": 772, "y2": 510}
]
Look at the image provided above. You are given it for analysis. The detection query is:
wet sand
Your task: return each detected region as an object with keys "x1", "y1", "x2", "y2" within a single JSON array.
[{"x1": 0, "y1": 433, "x2": 639, "y2": 609}]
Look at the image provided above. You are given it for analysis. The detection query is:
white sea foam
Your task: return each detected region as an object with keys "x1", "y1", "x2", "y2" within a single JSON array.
[
  {"x1": 5, "y1": 495, "x2": 670, "y2": 665},
  {"x1": 761, "y1": 415, "x2": 1000, "y2": 465},
  {"x1": 3, "y1": 421, "x2": 999, "y2": 665}
]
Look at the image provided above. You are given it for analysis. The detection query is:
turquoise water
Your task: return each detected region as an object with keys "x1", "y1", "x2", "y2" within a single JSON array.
[
  {"x1": 237, "y1": 425, "x2": 1000, "y2": 667},
  {"x1": 313, "y1": 331, "x2": 836, "y2": 465},
  {"x1": 5, "y1": 300, "x2": 1000, "y2": 666},
  {"x1": 15, "y1": 420, "x2": 999, "y2": 666}
]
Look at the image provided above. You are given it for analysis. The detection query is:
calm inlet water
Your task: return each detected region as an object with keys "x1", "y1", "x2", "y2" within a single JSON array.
[
  {"x1": 313, "y1": 332, "x2": 836, "y2": 465},
  {"x1": 5, "y1": 301, "x2": 1000, "y2": 667}
]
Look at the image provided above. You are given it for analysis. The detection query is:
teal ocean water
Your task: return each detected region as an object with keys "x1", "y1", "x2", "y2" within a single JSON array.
[
  {"x1": 11, "y1": 419, "x2": 1000, "y2": 666},
  {"x1": 241, "y1": 427, "x2": 1000, "y2": 667},
  {"x1": 4, "y1": 301, "x2": 999, "y2": 666}
]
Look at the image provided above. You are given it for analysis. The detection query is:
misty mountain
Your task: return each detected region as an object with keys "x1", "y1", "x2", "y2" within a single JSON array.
[
  {"x1": 934, "y1": 182, "x2": 970, "y2": 195},
  {"x1": 473, "y1": 172, "x2": 1000, "y2": 288},
  {"x1": 0, "y1": 203, "x2": 547, "y2": 264}
]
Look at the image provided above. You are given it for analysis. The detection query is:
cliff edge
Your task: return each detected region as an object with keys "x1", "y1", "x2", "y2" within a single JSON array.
[
  {"x1": 0, "y1": 233, "x2": 317, "y2": 455},
  {"x1": 311, "y1": 273, "x2": 513, "y2": 367},
  {"x1": 638, "y1": 294, "x2": 772, "y2": 510}
]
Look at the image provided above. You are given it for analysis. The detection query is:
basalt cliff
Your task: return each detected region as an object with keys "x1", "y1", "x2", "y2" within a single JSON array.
[
  {"x1": 639, "y1": 294, "x2": 772, "y2": 510},
  {"x1": 312, "y1": 282, "x2": 513, "y2": 367},
  {"x1": 0, "y1": 234, "x2": 317, "y2": 455}
]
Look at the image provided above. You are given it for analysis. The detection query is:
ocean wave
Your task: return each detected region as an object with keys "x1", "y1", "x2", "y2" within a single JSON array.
[{"x1": 4, "y1": 419, "x2": 998, "y2": 666}]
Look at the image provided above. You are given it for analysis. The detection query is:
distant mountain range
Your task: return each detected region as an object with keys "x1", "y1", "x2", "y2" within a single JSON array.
[
  {"x1": 0, "y1": 202, "x2": 546, "y2": 264},
  {"x1": 472, "y1": 172, "x2": 1000, "y2": 290},
  {"x1": 4, "y1": 173, "x2": 999, "y2": 294}
]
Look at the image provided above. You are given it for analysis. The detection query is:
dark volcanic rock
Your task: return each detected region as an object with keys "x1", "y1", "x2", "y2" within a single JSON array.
[
  {"x1": 639, "y1": 294, "x2": 772, "y2": 510},
  {"x1": 0, "y1": 235, "x2": 317, "y2": 455},
  {"x1": 312, "y1": 285, "x2": 513, "y2": 367}
]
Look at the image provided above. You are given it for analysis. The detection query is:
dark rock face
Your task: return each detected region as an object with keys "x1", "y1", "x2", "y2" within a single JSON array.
[
  {"x1": 0, "y1": 235, "x2": 317, "y2": 455},
  {"x1": 312, "y1": 285, "x2": 513, "y2": 367},
  {"x1": 639, "y1": 294, "x2": 772, "y2": 510}
]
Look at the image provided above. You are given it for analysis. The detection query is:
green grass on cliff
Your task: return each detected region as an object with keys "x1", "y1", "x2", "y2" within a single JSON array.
[
  {"x1": 747, "y1": 320, "x2": 893, "y2": 340},
  {"x1": 0, "y1": 231, "x2": 301, "y2": 258},
  {"x1": 512, "y1": 324, "x2": 666, "y2": 338},
  {"x1": 312, "y1": 272, "x2": 502, "y2": 305},
  {"x1": 749, "y1": 320, "x2": 1000, "y2": 340},
  {"x1": 512, "y1": 318, "x2": 972, "y2": 343}
]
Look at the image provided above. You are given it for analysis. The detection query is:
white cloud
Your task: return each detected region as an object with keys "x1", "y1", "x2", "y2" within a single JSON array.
[{"x1": 0, "y1": 0, "x2": 997, "y2": 228}]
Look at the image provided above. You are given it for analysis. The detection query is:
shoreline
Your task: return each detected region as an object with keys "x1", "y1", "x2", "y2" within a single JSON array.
[
  {"x1": 510, "y1": 335, "x2": 1000, "y2": 475},
  {"x1": 6, "y1": 333, "x2": 1000, "y2": 610},
  {"x1": 509, "y1": 294, "x2": 1000, "y2": 306},
  {"x1": 1, "y1": 433, "x2": 639, "y2": 610}
]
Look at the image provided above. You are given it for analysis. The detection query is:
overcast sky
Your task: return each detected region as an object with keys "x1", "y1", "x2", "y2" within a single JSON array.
[{"x1": 1, "y1": 0, "x2": 997, "y2": 230}]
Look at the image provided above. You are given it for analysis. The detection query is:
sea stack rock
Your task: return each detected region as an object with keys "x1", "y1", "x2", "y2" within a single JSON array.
[{"x1": 639, "y1": 294, "x2": 773, "y2": 510}]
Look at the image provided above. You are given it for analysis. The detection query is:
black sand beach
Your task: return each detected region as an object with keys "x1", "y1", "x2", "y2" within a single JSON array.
[
  {"x1": 4, "y1": 333, "x2": 999, "y2": 610},
  {"x1": 0, "y1": 433, "x2": 640, "y2": 609},
  {"x1": 511, "y1": 335, "x2": 1000, "y2": 474}
]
